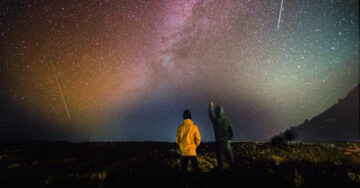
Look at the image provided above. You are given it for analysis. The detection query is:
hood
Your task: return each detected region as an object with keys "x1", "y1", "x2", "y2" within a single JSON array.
[{"x1": 215, "y1": 106, "x2": 225, "y2": 118}]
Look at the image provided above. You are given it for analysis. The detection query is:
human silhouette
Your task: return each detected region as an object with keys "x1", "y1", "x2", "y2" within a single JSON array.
[
  {"x1": 208, "y1": 101, "x2": 234, "y2": 170},
  {"x1": 176, "y1": 109, "x2": 201, "y2": 173}
]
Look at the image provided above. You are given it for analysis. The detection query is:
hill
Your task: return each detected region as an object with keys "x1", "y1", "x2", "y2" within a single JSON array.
[{"x1": 273, "y1": 85, "x2": 359, "y2": 143}]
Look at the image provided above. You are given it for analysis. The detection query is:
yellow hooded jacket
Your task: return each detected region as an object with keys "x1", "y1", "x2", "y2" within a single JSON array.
[{"x1": 176, "y1": 119, "x2": 201, "y2": 156}]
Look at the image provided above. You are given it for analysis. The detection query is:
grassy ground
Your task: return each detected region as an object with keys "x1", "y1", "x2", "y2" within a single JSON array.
[{"x1": 0, "y1": 140, "x2": 359, "y2": 187}]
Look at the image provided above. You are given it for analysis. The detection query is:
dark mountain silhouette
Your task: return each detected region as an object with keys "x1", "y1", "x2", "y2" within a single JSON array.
[{"x1": 272, "y1": 84, "x2": 359, "y2": 143}]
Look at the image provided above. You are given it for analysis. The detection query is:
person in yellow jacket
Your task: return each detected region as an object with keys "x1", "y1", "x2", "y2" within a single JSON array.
[{"x1": 176, "y1": 109, "x2": 201, "y2": 173}]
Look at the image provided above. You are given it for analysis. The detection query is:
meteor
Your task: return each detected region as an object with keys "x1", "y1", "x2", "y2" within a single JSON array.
[
  {"x1": 277, "y1": 0, "x2": 284, "y2": 30},
  {"x1": 50, "y1": 61, "x2": 71, "y2": 120}
]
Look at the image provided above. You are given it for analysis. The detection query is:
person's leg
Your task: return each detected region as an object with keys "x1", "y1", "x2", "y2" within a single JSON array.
[
  {"x1": 224, "y1": 146, "x2": 235, "y2": 168},
  {"x1": 190, "y1": 156, "x2": 200, "y2": 173},
  {"x1": 181, "y1": 157, "x2": 189, "y2": 173},
  {"x1": 216, "y1": 146, "x2": 224, "y2": 170}
]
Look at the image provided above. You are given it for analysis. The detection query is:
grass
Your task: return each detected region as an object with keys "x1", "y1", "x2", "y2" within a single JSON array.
[{"x1": 0, "y1": 140, "x2": 359, "y2": 187}]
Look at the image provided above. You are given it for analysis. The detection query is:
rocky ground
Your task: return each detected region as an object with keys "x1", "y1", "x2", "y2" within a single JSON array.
[{"x1": 0, "y1": 140, "x2": 359, "y2": 187}]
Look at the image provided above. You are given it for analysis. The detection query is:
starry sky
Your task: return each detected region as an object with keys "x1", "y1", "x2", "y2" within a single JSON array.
[{"x1": 0, "y1": 0, "x2": 358, "y2": 142}]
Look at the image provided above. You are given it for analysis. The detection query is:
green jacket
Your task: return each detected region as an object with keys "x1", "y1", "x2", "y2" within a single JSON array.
[{"x1": 208, "y1": 105, "x2": 234, "y2": 148}]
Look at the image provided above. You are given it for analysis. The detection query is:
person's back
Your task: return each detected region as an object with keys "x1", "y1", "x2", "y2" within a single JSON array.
[
  {"x1": 208, "y1": 102, "x2": 234, "y2": 170},
  {"x1": 176, "y1": 109, "x2": 201, "y2": 173},
  {"x1": 214, "y1": 116, "x2": 233, "y2": 148},
  {"x1": 177, "y1": 119, "x2": 201, "y2": 156},
  {"x1": 209, "y1": 104, "x2": 234, "y2": 147}
]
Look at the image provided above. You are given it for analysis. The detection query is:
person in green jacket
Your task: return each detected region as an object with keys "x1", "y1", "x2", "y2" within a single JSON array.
[{"x1": 208, "y1": 101, "x2": 234, "y2": 170}]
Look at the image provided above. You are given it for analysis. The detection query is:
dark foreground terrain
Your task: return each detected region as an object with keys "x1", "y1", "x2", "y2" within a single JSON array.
[{"x1": 0, "y1": 140, "x2": 359, "y2": 187}]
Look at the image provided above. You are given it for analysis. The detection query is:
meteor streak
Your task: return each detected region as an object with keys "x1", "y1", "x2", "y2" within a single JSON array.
[
  {"x1": 50, "y1": 61, "x2": 71, "y2": 120},
  {"x1": 277, "y1": 0, "x2": 284, "y2": 29}
]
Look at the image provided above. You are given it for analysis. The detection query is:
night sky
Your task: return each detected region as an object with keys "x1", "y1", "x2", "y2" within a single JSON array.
[{"x1": 0, "y1": 0, "x2": 358, "y2": 142}]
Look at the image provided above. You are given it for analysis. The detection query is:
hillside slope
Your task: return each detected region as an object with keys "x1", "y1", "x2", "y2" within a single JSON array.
[{"x1": 276, "y1": 85, "x2": 359, "y2": 142}]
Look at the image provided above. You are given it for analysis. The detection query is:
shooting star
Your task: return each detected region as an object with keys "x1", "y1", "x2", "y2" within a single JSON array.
[
  {"x1": 277, "y1": 0, "x2": 284, "y2": 30},
  {"x1": 50, "y1": 61, "x2": 71, "y2": 120}
]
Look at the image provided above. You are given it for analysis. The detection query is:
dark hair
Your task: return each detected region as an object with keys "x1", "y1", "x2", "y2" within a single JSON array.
[{"x1": 183, "y1": 109, "x2": 192, "y2": 119}]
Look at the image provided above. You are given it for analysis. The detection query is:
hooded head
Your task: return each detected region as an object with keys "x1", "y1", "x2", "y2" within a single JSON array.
[
  {"x1": 183, "y1": 109, "x2": 192, "y2": 120},
  {"x1": 215, "y1": 106, "x2": 224, "y2": 118}
]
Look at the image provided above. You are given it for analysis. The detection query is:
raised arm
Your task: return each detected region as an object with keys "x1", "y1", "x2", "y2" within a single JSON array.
[{"x1": 208, "y1": 101, "x2": 216, "y2": 124}]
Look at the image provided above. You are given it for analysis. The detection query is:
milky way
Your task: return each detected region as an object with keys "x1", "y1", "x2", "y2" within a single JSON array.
[{"x1": 0, "y1": 0, "x2": 358, "y2": 141}]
